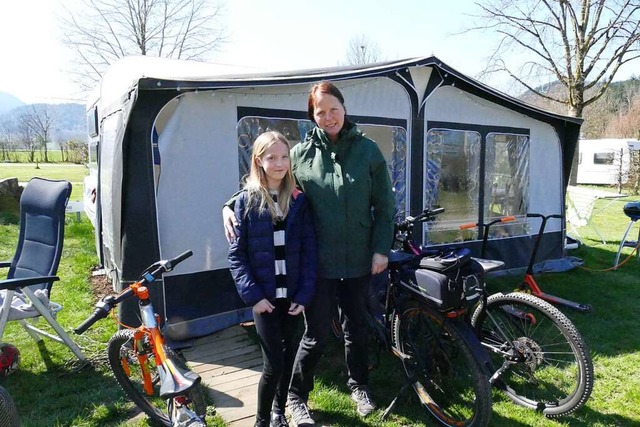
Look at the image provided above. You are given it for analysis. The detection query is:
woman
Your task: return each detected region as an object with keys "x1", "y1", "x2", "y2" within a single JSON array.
[
  {"x1": 225, "y1": 82, "x2": 394, "y2": 424},
  {"x1": 228, "y1": 131, "x2": 316, "y2": 427}
]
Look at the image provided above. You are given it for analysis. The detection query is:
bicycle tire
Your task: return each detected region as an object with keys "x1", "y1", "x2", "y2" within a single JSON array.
[
  {"x1": 107, "y1": 329, "x2": 208, "y2": 426},
  {"x1": 470, "y1": 292, "x2": 593, "y2": 417},
  {"x1": 392, "y1": 301, "x2": 492, "y2": 427}
]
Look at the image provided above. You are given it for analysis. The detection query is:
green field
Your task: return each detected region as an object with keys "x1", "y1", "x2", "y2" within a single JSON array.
[
  {"x1": 0, "y1": 163, "x2": 89, "y2": 201},
  {"x1": 1, "y1": 150, "x2": 73, "y2": 163}
]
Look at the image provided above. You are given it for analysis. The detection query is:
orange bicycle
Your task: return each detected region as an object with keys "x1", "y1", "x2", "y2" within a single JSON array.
[{"x1": 75, "y1": 250, "x2": 208, "y2": 426}]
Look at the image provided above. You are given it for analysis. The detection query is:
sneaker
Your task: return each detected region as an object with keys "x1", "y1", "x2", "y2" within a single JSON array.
[
  {"x1": 351, "y1": 388, "x2": 376, "y2": 416},
  {"x1": 270, "y1": 412, "x2": 289, "y2": 427},
  {"x1": 287, "y1": 394, "x2": 315, "y2": 426}
]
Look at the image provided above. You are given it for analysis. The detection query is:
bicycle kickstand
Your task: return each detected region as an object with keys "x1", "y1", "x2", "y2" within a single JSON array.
[
  {"x1": 382, "y1": 382, "x2": 413, "y2": 420},
  {"x1": 521, "y1": 213, "x2": 592, "y2": 313}
]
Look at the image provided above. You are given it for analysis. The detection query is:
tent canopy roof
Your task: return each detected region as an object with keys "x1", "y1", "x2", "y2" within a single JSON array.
[{"x1": 96, "y1": 55, "x2": 582, "y2": 127}]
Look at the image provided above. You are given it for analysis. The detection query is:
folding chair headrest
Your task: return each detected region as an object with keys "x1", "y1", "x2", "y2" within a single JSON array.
[{"x1": 20, "y1": 178, "x2": 72, "y2": 216}]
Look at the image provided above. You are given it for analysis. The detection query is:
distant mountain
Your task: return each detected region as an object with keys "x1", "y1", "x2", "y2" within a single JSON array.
[
  {"x1": 0, "y1": 92, "x2": 25, "y2": 114},
  {"x1": 0, "y1": 102, "x2": 86, "y2": 143}
]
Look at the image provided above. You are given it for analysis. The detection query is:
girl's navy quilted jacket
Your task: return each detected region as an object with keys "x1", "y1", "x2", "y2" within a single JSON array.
[{"x1": 228, "y1": 189, "x2": 317, "y2": 307}]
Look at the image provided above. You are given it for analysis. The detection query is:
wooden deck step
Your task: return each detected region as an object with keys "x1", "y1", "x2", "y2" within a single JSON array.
[{"x1": 181, "y1": 324, "x2": 261, "y2": 427}]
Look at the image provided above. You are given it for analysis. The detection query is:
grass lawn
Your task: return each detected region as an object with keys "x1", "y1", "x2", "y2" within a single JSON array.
[
  {"x1": 0, "y1": 163, "x2": 89, "y2": 201},
  {"x1": 0, "y1": 176, "x2": 639, "y2": 425}
]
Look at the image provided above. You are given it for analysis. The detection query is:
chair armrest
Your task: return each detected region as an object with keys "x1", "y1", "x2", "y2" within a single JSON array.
[
  {"x1": 0, "y1": 261, "x2": 10, "y2": 269},
  {"x1": 0, "y1": 276, "x2": 59, "y2": 291}
]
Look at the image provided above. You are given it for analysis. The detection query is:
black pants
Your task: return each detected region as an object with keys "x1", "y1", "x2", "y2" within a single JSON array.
[
  {"x1": 253, "y1": 299, "x2": 301, "y2": 423},
  {"x1": 289, "y1": 275, "x2": 371, "y2": 401}
]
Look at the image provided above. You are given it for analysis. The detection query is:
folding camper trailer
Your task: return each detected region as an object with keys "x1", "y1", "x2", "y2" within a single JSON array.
[{"x1": 84, "y1": 55, "x2": 582, "y2": 340}]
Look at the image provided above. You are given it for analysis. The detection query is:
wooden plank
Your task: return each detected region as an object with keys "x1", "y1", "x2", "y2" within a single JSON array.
[
  {"x1": 185, "y1": 338, "x2": 259, "y2": 366},
  {"x1": 194, "y1": 352, "x2": 263, "y2": 377},
  {"x1": 182, "y1": 324, "x2": 262, "y2": 426},
  {"x1": 227, "y1": 415, "x2": 257, "y2": 427}
]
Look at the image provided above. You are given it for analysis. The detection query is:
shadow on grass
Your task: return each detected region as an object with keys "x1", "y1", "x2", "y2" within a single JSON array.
[{"x1": 2, "y1": 343, "x2": 147, "y2": 426}]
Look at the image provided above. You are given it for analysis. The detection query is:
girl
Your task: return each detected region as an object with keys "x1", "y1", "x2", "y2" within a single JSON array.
[{"x1": 228, "y1": 131, "x2": 317, "y2": 427}]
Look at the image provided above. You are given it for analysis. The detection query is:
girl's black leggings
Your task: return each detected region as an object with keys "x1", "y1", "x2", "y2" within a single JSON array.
[{"x1": 253, "y1": 298, "x2": 301, "y2": 423}]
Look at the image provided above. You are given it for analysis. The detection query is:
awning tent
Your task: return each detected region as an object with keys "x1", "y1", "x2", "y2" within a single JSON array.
[{"x1": 85, "y1": 55, "x2": 582, "y2": 340}]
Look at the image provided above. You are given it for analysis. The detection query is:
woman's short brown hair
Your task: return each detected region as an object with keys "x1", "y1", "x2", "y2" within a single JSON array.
[{"x1": 307, "y1": 81, "x2": 346, "y2": 123}]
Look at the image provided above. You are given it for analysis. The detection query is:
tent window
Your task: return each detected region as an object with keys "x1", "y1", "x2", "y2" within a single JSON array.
[
  {"x1": 424, "y1": 128, "x2": 481, "y2": 244},
  {"x1": 424, "y1": 129, "x2": 529, "y2": 244},
  {"x1": 485, "y1": 133, "x2": 529, "y2": 220},
  {"x1": 237, "y1": 117, "x2": 407, "y2": 216}
]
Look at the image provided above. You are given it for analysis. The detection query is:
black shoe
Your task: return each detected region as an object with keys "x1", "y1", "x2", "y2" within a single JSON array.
[{"x1": 270, "y1": 412, "x2": 289, "y2": 427}]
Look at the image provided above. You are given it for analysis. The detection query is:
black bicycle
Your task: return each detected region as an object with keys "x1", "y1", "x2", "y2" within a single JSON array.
[{"x1": 364, "y1": 208, "x2": 496, "y2": 427}]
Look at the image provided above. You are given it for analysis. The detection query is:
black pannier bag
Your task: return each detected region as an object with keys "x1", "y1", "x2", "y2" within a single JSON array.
[{"x1": 399, "y1": 248, "x2": 483, "y2": 310}]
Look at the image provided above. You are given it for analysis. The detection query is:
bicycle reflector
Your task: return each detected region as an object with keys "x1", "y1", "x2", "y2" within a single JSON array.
[{"x1": 0, "y1": 343, "x2": 20, "y2": 376}]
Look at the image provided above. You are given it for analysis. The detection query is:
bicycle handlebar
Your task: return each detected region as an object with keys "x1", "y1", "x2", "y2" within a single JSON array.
[
  {"x1": 74, "y1": 250, "x2": 193, "y2": 335},
  {"x1": 460, "y1": 215, "x2": 516, "y2": 230},
  {"x1": 526, "y1": 213, "x2": 562, "y2": 220},
  {"x1": 395, "y1": 208, "x2": 444, "y2": 232}
]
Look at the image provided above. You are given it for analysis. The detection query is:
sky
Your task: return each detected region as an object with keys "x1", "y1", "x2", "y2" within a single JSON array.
[
  {"x1": 1, "y1": 0, "x2": 636, "y2": 105},
  {"x1": 0, "y1": 0, "x2": 501, "y2": 104}
]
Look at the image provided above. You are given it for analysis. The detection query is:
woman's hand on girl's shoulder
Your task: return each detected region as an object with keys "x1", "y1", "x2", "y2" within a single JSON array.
[{"x1": 223, "y1": 205, "x2": 239, "y2": 243}]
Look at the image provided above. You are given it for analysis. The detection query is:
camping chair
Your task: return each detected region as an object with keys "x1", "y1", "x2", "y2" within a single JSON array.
[
  {"x1": 566, "y1": 186, "x2": 607, "y2": 244},
  {"x1": 566, "y1": 185, "x2": 627, "y2": 245},
  {"x1": 0, "y1": 178, "x2": 85, "y2": 362}
]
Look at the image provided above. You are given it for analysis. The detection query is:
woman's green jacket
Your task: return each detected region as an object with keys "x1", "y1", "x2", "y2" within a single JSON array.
[{"x1": 290, "y1": 124, "x2": 395, "y2": 279}]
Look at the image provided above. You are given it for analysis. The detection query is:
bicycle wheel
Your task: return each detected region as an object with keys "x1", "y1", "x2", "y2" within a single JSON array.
[
  {"x1": 393, "y1": 301, "x2": 492, "y2": 427},
  {"x1": 471, "y1": 292, "x2": 593, "y2": 417},
  {"x1": 107, "y1": 329, "x2": 208, "y2": 426}
]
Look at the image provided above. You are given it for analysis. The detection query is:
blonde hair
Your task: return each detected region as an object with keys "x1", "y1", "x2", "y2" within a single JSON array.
[{"x1": 244, "y1": 131, "x2": 296, "y2": 221}]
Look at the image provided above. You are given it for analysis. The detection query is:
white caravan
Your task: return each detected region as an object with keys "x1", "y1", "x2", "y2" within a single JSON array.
[{"x1": 577, "y1": 138, "x2": 640, "y2": 185}]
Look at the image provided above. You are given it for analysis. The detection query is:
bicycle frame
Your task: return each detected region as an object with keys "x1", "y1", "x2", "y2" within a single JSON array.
[{"x1": 131, "y1": 281, "x2": 200, "y2": 398}]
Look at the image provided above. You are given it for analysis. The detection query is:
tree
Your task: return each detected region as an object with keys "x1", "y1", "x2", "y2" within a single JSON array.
[
  {"x1": 0, "y1": 116, "x2": 18, "y2": 161},
  {"x1": 22, "y1": 105, "x2": 56, "y2": 163},
  {"x1": 605, "y1": 90, "x2": 640, "y2": 138},
  {"x1": 16, "y1": 114, "x2": 38, "y2": 163},
  {"x1": 60, "y1": 0, "x2": 228, "y2": 89},
  {"x1": 344, "y1": 34, "x2": 383, "y2": 65},
  {"x1": 474, "y1": 1, "x2": 640, "y2": 116},
  {"x1": 471, "y1": 0, "x2": 640, "y2": 183}
]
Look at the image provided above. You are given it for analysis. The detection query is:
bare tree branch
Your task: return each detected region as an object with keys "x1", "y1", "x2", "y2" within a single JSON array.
[
  {"x1": 343, "y1": 34, "x2": 384, "y2": 65},
  {"x1": 471, "y1": 0, "x2": 640, "y2": 117},
  {"x1": 59, "y1": 0, "x2": 228, "y2": 91}
]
